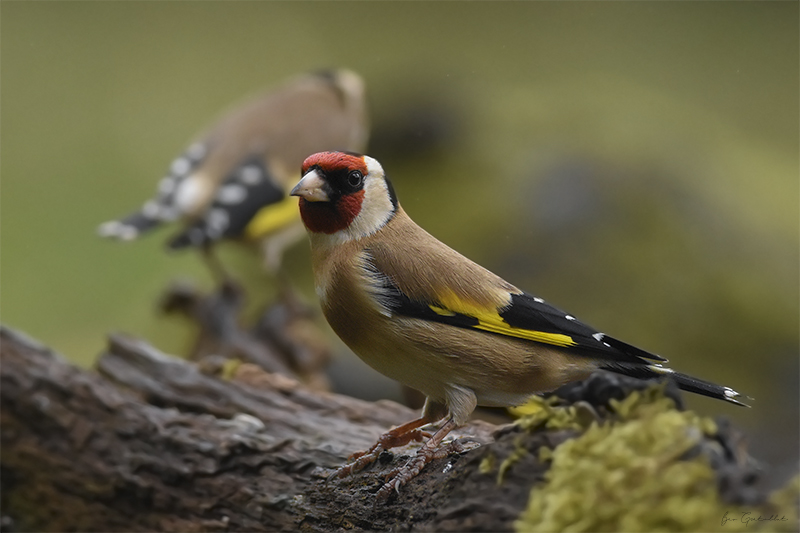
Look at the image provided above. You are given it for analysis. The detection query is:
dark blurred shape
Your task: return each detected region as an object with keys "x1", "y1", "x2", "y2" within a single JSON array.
[
  {"x1": 699, "y1": 417, "x2": 766, "y2": 506},
  {"x1": 252, "y1": 289, "x2": 332, "y2": 392},
  {"x1": 530, "y1": 160, "x2": 606, "y2": 235},
  {"x1": 160, "y1": 280, "x2": 331, "y2": 390},
  {"x1": 548, "y1": 369, "x2": 686, "y2": 410},
  {"x1": 369, "y1": 93, "x2": 463, "y2": 163}
]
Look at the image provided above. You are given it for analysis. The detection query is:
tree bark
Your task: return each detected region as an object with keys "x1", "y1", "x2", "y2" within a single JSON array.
[{"x1": 0, "y1": 326, "x2": 528, "y2": 532}]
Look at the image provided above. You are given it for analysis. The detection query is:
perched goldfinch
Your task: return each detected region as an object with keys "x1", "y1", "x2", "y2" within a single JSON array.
[
  {"x1": 290, "y1": 151, "x2": 747, "y2": 500},
  {"x1": 97, "y1": 70, "x2": 368, "y2": 274}
]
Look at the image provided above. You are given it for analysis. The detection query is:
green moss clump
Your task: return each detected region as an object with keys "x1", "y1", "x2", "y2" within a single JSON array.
[
  {"x1": 512, "y1": 396, "x2": 597, "y2": 433},
  {"x1": 514, "y1": 387, "x2": 798, "y2": 532},
  {"x1": 491, "y1": 396, "x2": 598, "y2": 485}
]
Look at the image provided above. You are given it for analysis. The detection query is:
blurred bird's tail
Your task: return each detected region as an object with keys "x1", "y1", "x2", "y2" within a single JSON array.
[
  {"x1": 600, "y1": 362, "x2": 751, "y2": 407},
  {"x1": 97, "y1": 209, "x2": 164, "y2": 241}
]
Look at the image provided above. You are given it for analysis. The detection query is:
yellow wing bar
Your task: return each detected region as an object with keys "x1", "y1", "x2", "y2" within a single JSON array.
[
  {"x1": 429, "y1": 299, "x2": 577, "y2": 348},
  {"x1": 244, "y1": 196, "x2": 300, "y2": 240}
]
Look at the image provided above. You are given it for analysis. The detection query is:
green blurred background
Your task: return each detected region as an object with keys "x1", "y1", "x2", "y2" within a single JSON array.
[{"x1": 2, "y1": 3, "x2": 797, "y2": 487}]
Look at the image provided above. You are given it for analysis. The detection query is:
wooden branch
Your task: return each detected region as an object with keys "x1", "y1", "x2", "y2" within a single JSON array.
[
  {"x1": 2, "y1": 325, "x2": 791, "y2": 532},
  {"x1": 0, "y1": 326, "x2": 515, "y2": 532}
]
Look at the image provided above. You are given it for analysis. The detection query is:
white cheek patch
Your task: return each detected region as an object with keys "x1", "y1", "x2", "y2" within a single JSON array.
[
  {"x1": 364, "y1": 156, "x2": 384, "y2": 177},
  {"x1": 344, "y1": 177, "x2": 395, "y2": 240},
  {"x1": 337, "y1": 156, "x2": 394, "y2": 242}
]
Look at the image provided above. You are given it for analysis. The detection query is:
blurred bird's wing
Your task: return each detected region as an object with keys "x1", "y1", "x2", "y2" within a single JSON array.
[{"x1": 168, "y1": 155, "x2": 287, "y2": 249}]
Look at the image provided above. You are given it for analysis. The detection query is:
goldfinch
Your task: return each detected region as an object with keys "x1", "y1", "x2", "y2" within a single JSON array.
[
  {"x1": 97, "y1": 70, "x2": 369, "y2": 274},
  {"x1": 290, "y1": 151, "x2": 748, "y2": 500}
]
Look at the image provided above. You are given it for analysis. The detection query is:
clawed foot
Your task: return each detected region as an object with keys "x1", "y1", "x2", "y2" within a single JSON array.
[
  {"x1": 330, "y1": 416, "x2": 478, "y2": 503},
  {"x1": 375, "y1": 437, "x2": 468, "y2": 502},
  {"x1": 329, "y1": 426, "x2": 432, "y2": 480}
]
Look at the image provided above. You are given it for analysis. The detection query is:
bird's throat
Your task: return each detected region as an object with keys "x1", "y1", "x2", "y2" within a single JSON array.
[{"x1": 299, "y1": 191, "x2": 364, "y2": 234}]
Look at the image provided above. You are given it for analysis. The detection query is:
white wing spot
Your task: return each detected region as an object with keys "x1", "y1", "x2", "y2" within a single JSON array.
[
  {"x1": 117, "y1": 225, "x2": 139, "y2": 240},
  {"x1": 160, "y1": 206, "x2": 179, "y2": 221},
  {"x1": 533, "y1": 297, "x2": 544, "y2": 303},
  {"x1": 158, "y1": 176, "x2": 177, "y2": 195},
  {"x1": 724, "y1": 387, "x2": 738, "y2": 398},
  {"x1": 592, "y1": 332, "x2": 611, "y2": 347},
  {"x1": 206, "y1": 208, "x2": 229, "y2": 235},
  {"x1": 186, "y1": 142, "x2": 207, "y2": 161},
  {"x1": 171, "y1": 157, "x2": 191, "y2": 176},
  {"x1": 217, "y1": 184, "x2": 248, "y2": 205},
  {"x1": 238, "y1": 165, "x2": 263, "y2": 185},
  {"x1": 97, "y1": 220, "x2": 119, "y2": 237},
  {"x1": 565, "y1": 315, "x2": 576, "y2": 321},
  {"x1": 97, "y1": 221, "x2": 138, "y2": 240},
  {"x1": 142, "y1": 200, "x2": 161, "y2": 218}
]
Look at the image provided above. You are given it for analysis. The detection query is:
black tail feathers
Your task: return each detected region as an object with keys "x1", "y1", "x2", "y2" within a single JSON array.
[
  {"x1": 600, "y1": 362, "x2": 751, "y2": 407},
  {"x1": 97, "y1": 210, "x2": 163, "y2": 241},
  {"x1": 600, "y1": 334, "x2": 668, "y2": 363}
]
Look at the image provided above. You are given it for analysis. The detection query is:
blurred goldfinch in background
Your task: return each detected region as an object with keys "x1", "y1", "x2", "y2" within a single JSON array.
[{"x1": 97, "y1": 69, "x2": 369, "y2": 275}]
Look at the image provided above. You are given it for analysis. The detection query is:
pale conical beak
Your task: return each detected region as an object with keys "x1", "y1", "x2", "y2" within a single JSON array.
[{"x1": 290, "y1": 170, "x2": 330, "y2": 202}]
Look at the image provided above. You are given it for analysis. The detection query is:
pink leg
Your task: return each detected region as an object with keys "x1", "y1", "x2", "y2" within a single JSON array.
[
  {"x1": 332, "y1": 415, "x2": 436, "y2": 479},
  {"x1": 376, "y1": 417, "x2": 459, "y2": 502}
]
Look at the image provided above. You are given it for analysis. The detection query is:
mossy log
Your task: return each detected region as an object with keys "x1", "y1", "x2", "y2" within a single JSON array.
[{"x1": 1, "y1": 325, "x2": 795, "y2": 532}]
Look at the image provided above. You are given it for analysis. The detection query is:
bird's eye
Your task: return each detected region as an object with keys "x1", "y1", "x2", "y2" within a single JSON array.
[{"x1": 347, "y1": 170, "x2": 363, "y2": 188}]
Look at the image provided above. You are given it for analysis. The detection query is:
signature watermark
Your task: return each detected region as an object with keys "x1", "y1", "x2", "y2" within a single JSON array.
[{"x1": 721, "y1": 511, "x2": 789, "y2": 527}]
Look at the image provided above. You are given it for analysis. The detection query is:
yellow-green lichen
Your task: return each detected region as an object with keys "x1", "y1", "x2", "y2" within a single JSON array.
[
  {"x1": 220, "y1": 358, "x2": 243, "y2": 381},
  {"x1": 498, "y1": 436, "x2": 529, "y2": 484},
  {"x1": 514, "y1": 387, "x2": 799, "y2": 532},
  {"x1": 512, "y1": 396, "x2": 597, "y2": 433},
  {"x1": 490, "y1": 395, "x2": 599, "y2": 484},
  {"x1": 479, "y1": 452, "x2": 496, "y2": 475}
]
